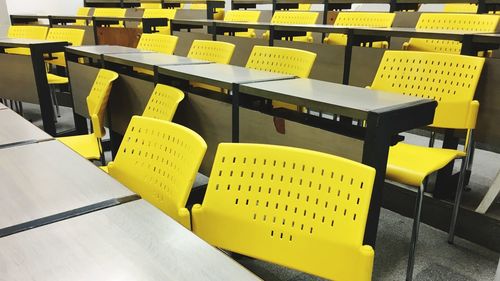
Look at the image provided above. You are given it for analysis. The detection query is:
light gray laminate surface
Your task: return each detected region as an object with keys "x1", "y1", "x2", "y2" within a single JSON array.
[
  {"x1": 65, "y1": 45, "x2": 152, "y2": 60},
  {"x1": 103, "y1": 52, "x2": 210, "y2": 70},
  {"x1": 239, "y1": 78, "x2": 430, "y2": 120},
  {"x1": 158, "y1": 63, "x2": 295, "y2": 89},
  {"x1": 0, "y1": 38, "x2": 65, "y2": 47},
  {"x1": 0, "y1": 200, "x2": 261, "y2": 281},
  {"x1": 0, "y1": 109, "x2": 52, "y2": 147},
  {"x1": 0, "y1": 140, "x2": 134, "y2": 230}
]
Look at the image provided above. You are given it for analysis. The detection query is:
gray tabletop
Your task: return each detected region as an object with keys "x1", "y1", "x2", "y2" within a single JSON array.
[
  {"x1": 0, "y1": 38, "x2": 67, "y2": 48},
  {"x1": 158, "y1": 63, "x2": 295, "y2": 89},
  {"x1": 0, "y1": 109, "x2": 52, "y2": 148},
  {"x1": 239, "y1": 78, "x2": 432, "y2": 120},
  {"x1": 0, "y1": 200, "x2": 261, "y2": 281},
  {"x1": 351, "y1": 27, "x2": 481, "y2": 41},
  {"x1": 0, "y1": 140, "x2": 134, "y2": 231},
  {"x1": 103, "y1": 52, "x2": 210, "y2": 70},
  {"x1": 65, "y1": 45, "x2": 152, "y2": 60}
]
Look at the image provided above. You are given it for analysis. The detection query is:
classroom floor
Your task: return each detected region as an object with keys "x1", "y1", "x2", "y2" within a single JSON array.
[{"x1": 19, "y1": 103, "x2": 500, "y2": 280}]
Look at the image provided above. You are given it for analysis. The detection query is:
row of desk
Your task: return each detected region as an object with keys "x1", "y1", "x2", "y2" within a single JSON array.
[
  {"x1": 0, "y1": 103, "x2": 261, "y2": 280},
  {"x1": 65, "y1": 44, "x2": 436, "y2": 246}
]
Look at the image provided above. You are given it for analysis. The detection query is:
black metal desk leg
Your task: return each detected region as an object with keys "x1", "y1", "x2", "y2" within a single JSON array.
[
  {"x1": 30, "y1": 46, "x2": 57, "y2": 136},
  {"x1": 232, "y1": 83, "x2": 240, "y2": 143},
  {"x1": 362, "y1": 112, "x2": 392, "y2": 247},
  {"x1": 342, "y1": 31, "x2": 354, "y2": 85}
]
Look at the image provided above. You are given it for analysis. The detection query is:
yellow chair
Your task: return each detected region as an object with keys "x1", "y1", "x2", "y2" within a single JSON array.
[
  {"x1": 136, "y1": 33, "x2": 178, "y2": 54},
  {"x1": 75, "y1": 7, "x2": 91, "y2": 26},
  {"x1": 92, "y1": 8, "x2": 127, "y2": 27},
  {"x1": 190, "y1": 3, "x2": 224, "y2": 20},
  {"x1": 369, "y1": 51, "x2": 485, "y2": 281},
  {"x1": 223, "y1": 10, "x2": 261, "y2": 38},
  {"x1": 192, "y1": 143, "x2": 376, "y2": 281},
  {"x1": 245, "y1": 45, "x2": 316, "y2": 110},
  {"x1": 58, "y1": 69, "x2": 119, "y2": 162},
  {"x1": 108, "y1": 116, "x2": 207, "y2": 229},
  {"x1": 6, "y1": 25, "x2": 49, "y2": 55},
  {"x1": 140, "y1": 8, "x2": 177, "y2": 34},
  {"x1": 297, "y1": 3, "x2": 312, "y2": 10},
  {"x1": 187, "y1": 40, "x2": 236, "y2": 93},
  {"x1": 100, "y1": 83, "x2": 185, "y2": 173},
  {"x1": 403, "y1": 13, "x2": 499, "y2": 54},
  {"x1": 443, "y1": 3, "x2": 478, "y2": 13},
  {"x1": 263, "y1": 11, "x2": 319, "y2": 43},
  {"x1": 324, "y1": 12, "x2": 395, "y2": 48},
  {"x1": 46, "y1": 28, "x2": 86, "y2": 83}
]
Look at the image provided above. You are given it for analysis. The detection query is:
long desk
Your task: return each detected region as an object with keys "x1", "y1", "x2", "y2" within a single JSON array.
[
  {"x1": 0, "y1": 140, "x2": 137, "y2": 237},
  {"x1": 0, "y1": 38, "x2": 68, "y2": 136},
  {"x1": 0, "y1": 109, "x2": 53, "y2": 148},
  {"x1": 0, "y1": 200, "x2": 261, "y2": 280}
]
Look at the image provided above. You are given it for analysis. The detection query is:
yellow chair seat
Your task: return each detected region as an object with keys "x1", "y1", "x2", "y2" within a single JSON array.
[
  {"x1": 100, "y1": 166, "x2": 109, "y2": 173},
  {"x1": 386, "y1": 142, "x2": 466, "y2": 187},
  {"x1": 57, "y1": 133, "x2": 101, "y2": 160},
  {"x1": 47, "y1": 73, "x2": 69, "y2": 85}
]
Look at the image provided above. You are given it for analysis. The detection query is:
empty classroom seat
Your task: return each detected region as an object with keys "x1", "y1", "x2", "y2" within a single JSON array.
[
  {"x1": 263, "y1": 11, "x2": 319, "y2": 43},
  {"x1": 403, "y1": 13, "x2": 499, "y2": 54},
  {"x1": 223, "y1": 10, "x2": 261, "y2": 38},
  {"x1": 140, "y1": 8, "x2": 177, "y2": 34},
  {"x1": 245, "y1": 45, "x2": 316, "y2": 110},
  {"x1": 92, "y1": 8, "x2": 127, "y2": 27},
  {"x1": 58, "y1": 69, "x2": 119, "y2": 163},
  {"x1": 74, "y1": 7, "x2": 91, "y2": 26},
  {"x1": 369, "y1": 51, "x2": 485, "y2": 281},
  {"x1": 192, "y1": 143, "x2": 376, "y2": 281},
  {"x1": 324, "y1": 12, "x2": 395, "y2": 48},
  {"x1": 107, "y1": 115, "x2": 207, "y2": 229},
  {"x1": 46, "y1": 28, "x2": 86, "y2": 83},
  {"x1": 443, "y1": 3, "x2": 479, "y2": 13},
  {"x1": 136, "y1": 33, "x2": 179, "y2": 54},
  {"x1": 6, "y1": 25, "x2": 49, "y2": 55},
  {"x1": 190, "y1": 3, "x2": 224, "y2": 20}
]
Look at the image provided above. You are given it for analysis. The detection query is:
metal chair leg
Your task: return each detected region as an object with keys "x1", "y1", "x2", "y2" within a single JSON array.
[
  {"x1": 447, "y1": 157, "x2": 469, "y2": 244},
  {"x1": 406, "y1": 183, "x2": 425, "y2": 281}
]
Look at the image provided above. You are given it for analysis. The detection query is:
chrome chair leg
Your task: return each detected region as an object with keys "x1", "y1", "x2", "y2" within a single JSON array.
[
  {"x1": 448, "y1": 157, "x2": 469, "y2": 244},
  {"x1": 406, "y1": 183, "x2": 425, "y2": 281}
]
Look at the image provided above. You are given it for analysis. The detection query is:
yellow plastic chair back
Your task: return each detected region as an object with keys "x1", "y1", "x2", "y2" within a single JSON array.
[
  {"x1": 192, "y1": 143, "x2": 375, "y2": 281},
  {"x1": 46, "y1": 28, "x2": 85, "y2": 67},
  {"x1": 223, "y1": 10, "x2": 261, "y2": 38},
  {"x1": 86, "y1": 69, "x2": 119, "y2": 138},
  {"x1": 443, "y1": 4, "x2": 478, "y2": 13},
  {"x1": 190, "y1": 3, "x2": 224, "y2": 20},
  {"x1": 136, "y1": 33, "x2": 178, "y2": 54},
  {"x1": 140, "y1": 8, "x2": 177, "y2": 34},
  {"x1": 405, "y1": 13, "x2": 499, "y2": 54},
  {"x1": 93, "y1": 8, "x2": 127, "y2": 27},
  {"x1": 187, "y1": 40, "x2": 235, "y2": 93},
  {"x1": 6, "y1": 25, "x2": 49, "y2": 55},
  {"x1": 297, "y1": 3, "x2": 312, "y2": 10},
  {"x1": 75, "y1": 7, "x2": 91, "y2": 25},
  {"x1": 108, "y1": 116, "x2": 207, "y2": 229},
  {"x1": 140, "y1": 2, "x2": 163, "y2": 8},
  {"x1": 325, "y1": 12, "x2": 395, "y2": 47},
  {"x1": 142, "y1": 83, "x2": 185, "y2": 121},
  {"x1": 246, "y1": 45, "x2": 316, "y2": 110},
  {"x1": 370, "y1": 51, "x2": 485, "y2": 129},
  {"x1": 264, "y1": 11, "x2": 319, "y2": 43},
  {"x1": 187, "y1": 40, "x2": 235, "y2": 64}
]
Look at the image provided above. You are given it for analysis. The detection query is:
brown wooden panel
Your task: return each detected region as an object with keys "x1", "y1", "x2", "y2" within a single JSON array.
[
  {"x1": 67, "y1": 61, "x2": 99, "y2": 118},
  {"x1": 172, "y1": 31, "x2": 213, "y2": 56},
  {"x1": 216, "y1": 35, "x2": 268, "y2": 66},
  {"x1": 274, "y1": 40, "x2": 344, "y2": 83},
  {"x1": 0, "y1": 54, "x2": 38, "y2": 104},
  {"x1": 109, "y1": 74, "x2": 155, "y2": 135},
  {"x1": 96, "y1": 27, "x2": 141, "y2": 47}
]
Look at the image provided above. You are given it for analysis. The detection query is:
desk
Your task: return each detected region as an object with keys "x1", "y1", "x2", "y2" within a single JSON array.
[
  {"x1": 0, "y1": 140, "x2": 137, "y2": 237},
  {"x1": 0, "y1": 38, "x2": 68, "y2": 136},
  {"x1": 0, "y1": 200, "x2": 261, "y2": 281},
  {"x1": 0, "y1": 109, "x2": 52, "y2": 148},
  {"x1": 239, "y1": 78, "x2": 437, "y2": 246},
  {"x1": 103, "y1": 52, "x2": 209, "y2": 71}
]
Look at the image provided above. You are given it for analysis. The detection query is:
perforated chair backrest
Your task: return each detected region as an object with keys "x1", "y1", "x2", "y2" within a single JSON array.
[
  {"x1": 75, "y1": 7, "x2": 91, "y2": 25},
  {"x1": 108, "y1": 116, "x2": 207, "y2": 229},
  {"x1": 7, "y1": 25, "x2": 48, "y2": 39},
  {"x1": 270, "y1": 11, "x2": 318, "y2": 24},
  {"x1": 443, "y1": 3, "x2": 478, "y2": 13},
  {"x1": 192, "y1": 143, "x2": 376, "y2": 280},
  {"x1": 86, "y1": 69, "x2": 119, "y2": 138},
  {"x1": 407, "y1": 13, "x2": 499, "y2": 53},
  {"x1": 370, "y1": 51, "x2": 485, "y2": 129},
  {"x1": 298, "y1": 3, "x2": 312, "y2": 10},
  {"x1": 326, "y1": 12, "x2": 395, "y2": 45},
  {"x1": 142, "y1": 83, "x2": 185, "y2": 121},
  {"x1": 136, "y1": 33, "x2": 178, "y2": 54},
  {"x1": 187, "y1": 40, "x2": 235, "y2": 64},
  {"x1": 46, "y1": 28, "x2": 85, "y2": 66},
  {"x1": 224, "y1": 10, "x2": 261, "y2": 22},
  {"x1": 93, "y1": 8, "x2": 127, "y2": 18},
  {"x1": 140, "y1": 8, "x2": 177, "y2": 34},
  {"x1": 245, "y1": 45, "x2": 316, "y2": 78}
]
